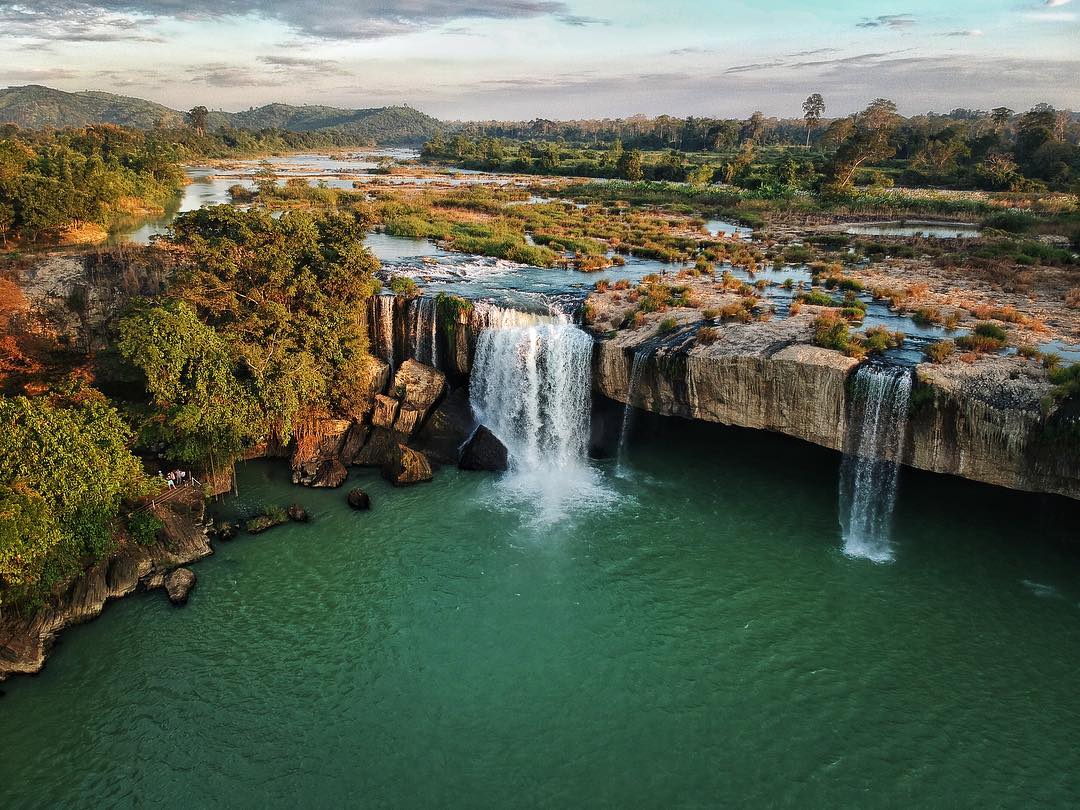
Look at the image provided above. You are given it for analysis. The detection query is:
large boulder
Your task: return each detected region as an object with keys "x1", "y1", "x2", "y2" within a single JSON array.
[
  {"x1": 372, "y1": 395, "x2": 400, "y2": 429},
  {"x1": 381, "y1": 444, "x2": 433, "y2": 486},
  {"x1": 347, "y1": 488, "x2": 371, "y2": 510},
  {"x1": 412, "y1": 387, "x2": 476, "y2": 465},
  {"x1": 164, "y1": 568, "x2": 196, "y2": 605},
  {"x1": 459, "y1": 426, "x2": 509, "y2": 472},
  {"x1": 392, "y1": 360, "x2": 446, "y2": 436},
  {"x1": 339, "y1": 423, "x2": 370, "y2": 466}
]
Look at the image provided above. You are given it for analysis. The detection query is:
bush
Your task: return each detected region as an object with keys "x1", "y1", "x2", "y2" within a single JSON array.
[
  {"x1": 974, "y1": 322, "x2": 1008, "y2": 341},
  {"x1": 127, "y1": 512, "x2": 164, "y2": 547},
  {"x1": 657, "y1": 317, "x2": 678, "y2": 335},
  {"x1": 697, "y1": 326, "x2": 719, "y2": 344},
  {"x1": 390, "y1": 276, "x2": 419, "y2": 298},
  {"x1": 926, "y1": 340, "x2": 955, "y2": 363},
  {"x1": 912, "y1": 306, "x2": 943, "y2": 326}
]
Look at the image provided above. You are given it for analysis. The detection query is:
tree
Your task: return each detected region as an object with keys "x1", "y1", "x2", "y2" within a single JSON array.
[
  {"x1": 828, "y1": 99, "x2": 900, "y2": 187},
  {"x1": 187, "y1": 106, "x2": 209, "y2": 136},
  {"x1": 802, "y1": 93, "x2": 826, "y2": 148},
  {"x1": 991, "y1": 107, "x2": 1014, "y2": 128},
  {"x1": 740, "y1": 111, "x2": 767, "y2": 145},
  {"x1": 617, "y1": 149, "x2": 644, "y2": 181}
]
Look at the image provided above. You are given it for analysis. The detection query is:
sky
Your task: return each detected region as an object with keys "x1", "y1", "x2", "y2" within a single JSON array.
[{"x1": 0, "y1": 1, "x2": 1077, "y2": 120}]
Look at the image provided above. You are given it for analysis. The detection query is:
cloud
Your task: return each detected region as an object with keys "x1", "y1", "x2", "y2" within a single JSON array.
[
  {"x1": 1044, "y1": 0, "x2": 1072, "y2": 7},
  {"x1": 0, "y1": 5, "x2": 163, "y2": 42},
  {"x1": 0, "y1": 1, "x2": 583, "y2": 41},
  {"x1": 940, "y1": 29, "x2": 984, "y2": 37},
  {"x1": 857, "y1": 14, "x2": 917, "y2": 29},
  {"x1": 0, "y1": 66, "x2": 81, "y2": 81},
  {"x1": 187, "y1": 63, "x2": 288, "y2": 88},
  {"x1": 1023, "y1": 10, "x2": 1077, "y2": 20}
]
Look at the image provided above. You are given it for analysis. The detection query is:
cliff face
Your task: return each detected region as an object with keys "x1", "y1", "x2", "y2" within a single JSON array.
[
  {"x1": 593, "y1": 320, "x2": 1080, "y2": 501},
  {"x1": 0, "y1": 489, "x2": 209, "y2": 681}
]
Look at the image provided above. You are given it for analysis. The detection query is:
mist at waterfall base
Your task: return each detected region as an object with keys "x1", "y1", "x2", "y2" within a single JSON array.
[
  {"x1": 4, "y1": 418, "x2": 1080, "y2": 807},
  {"x1": 839, "y1": 364, "x2": 914, "y2": 563},
  {"x1": 469, "y1": 321, "x2": 619, "y2": 525}
]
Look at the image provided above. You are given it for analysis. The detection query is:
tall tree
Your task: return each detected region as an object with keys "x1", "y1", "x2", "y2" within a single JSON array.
[
  {"x1": 802, "y1": 93, "x2": 826, "y2": 148},
  {"x1": 187, "y1": 106, "x2": 209, "y2": 136}
]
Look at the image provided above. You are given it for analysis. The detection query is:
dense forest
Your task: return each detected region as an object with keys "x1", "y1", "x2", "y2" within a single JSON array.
[
  {"x1": 427, "y1": 100, "x2": 1080, "y2": 193},
  {"x1": 0, "y1": 206, "x2": 383, "y2": 610}
]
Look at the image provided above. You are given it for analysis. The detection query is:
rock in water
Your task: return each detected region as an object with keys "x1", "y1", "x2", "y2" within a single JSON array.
[
  {"x1": 286, "y1": 504, "x2": 309, "y2": 523},
  {"x1": 459, "y1": 426, "x2": 509, "y2": 472},
  {"x1": 381, "y1": 444, "x2": 433, "y2": 486},
  {"x1": 411, "y1": 387, "x2": 475, "y2": 465},
  {"x1": 347, "y1": 488, "x2": 371, "y2": 510},
  {"x1": 165, "y1": 568, "x2": 196, "y2": 605}
]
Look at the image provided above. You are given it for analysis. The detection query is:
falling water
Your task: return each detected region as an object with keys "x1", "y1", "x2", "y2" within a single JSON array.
[
  {"x1": 408, "y1": 297, "x2": 439, "y2": 368},
  {"x1": 470, "y1": 301, "x2": 560, "y2": 331},
  {"x1": 470, "y1": 318, "x2": 614, "y2": 523},
  {"x1": 838, "y1": 363, "x2": 913, "y2": 563},
  {"x1": 369, "y1": 295, "x2": 396, "y2": 374},
  {"x1": 616, "y1": 349, "x2": 651, "y2": 474}
]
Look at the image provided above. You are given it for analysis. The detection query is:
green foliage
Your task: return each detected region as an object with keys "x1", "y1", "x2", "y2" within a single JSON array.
[
  {"x1": 0, "y1": 390, "x2": 149, "y2": 609},
  {"x1": 119, "y1": 299, "x2": 261, "y2": 464},
  {"x1": 657, "y1": 316, "x2": 678, "y2": 335},
  {"x1": 974, "y1": 322, "x2": 1008, "y2": 341},
  {"x1": 926, "y1": 340, "x2": 956, "y2": 363},
  {"x1": 126, "y1": 511, "x2": 163, "y2": 547},
  {"x1": 0, "y1": 124, "x2": 185, "y2": 243},
  {"x1": 390, "y1": 276, "x2": 419, "y2": 297}
]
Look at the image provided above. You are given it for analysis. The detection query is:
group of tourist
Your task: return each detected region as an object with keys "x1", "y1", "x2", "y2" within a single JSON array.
[{"x1": 160, "y1": 469, "x2": 198, "y2": 489}]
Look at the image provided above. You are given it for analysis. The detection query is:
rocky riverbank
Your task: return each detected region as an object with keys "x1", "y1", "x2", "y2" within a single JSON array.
[{"x1": 0, "y1": 488, "x2": 209, "y2": 682}]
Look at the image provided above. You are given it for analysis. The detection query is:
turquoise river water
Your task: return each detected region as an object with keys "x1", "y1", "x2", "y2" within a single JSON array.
[{"x1": 1, "y1": 417, "x2": 1079, "y2": 808}]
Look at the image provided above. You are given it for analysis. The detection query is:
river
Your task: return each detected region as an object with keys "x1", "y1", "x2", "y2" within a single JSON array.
[{"x1": 1, "y1": 418, "x2": 1078, "y2": 807}]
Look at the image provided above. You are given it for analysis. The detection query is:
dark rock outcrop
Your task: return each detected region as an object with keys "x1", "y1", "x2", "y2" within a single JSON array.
[
  {"x1": 412, "y1": 387, "x2": 476, "y2": 465},
  {"x1": 392, "y1": 360, "x2": 446, "y2": 436},
  {"x1": 286, "y1": 504, "x2": 310, "y2": 523},
  {"x1": 459, "y1": 426, "x2": 509, "y2": 472},
  {"x1": 382, "y1": 444, "x2": 434, "y2": 486},
  {"x1": 164, "y1": 568, "x2": 196, "y2": 605},
  {"x1": 354, "y1": 426, "x2": 407, "y2": 467},
  {"x1": 347, "y1": 488, "x2": 371, "y2": 510},
  {"x1": 292, "y1": 458, "x2": 348, "y2": 488}
]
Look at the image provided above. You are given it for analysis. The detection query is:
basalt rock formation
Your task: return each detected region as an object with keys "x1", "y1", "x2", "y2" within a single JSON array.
[
  {"x1": 592, "y1": 317, "x2": 1080, "y2": 501},
  {"x1": 0, "y1": 488, "x2": 210, "y2": 681}
]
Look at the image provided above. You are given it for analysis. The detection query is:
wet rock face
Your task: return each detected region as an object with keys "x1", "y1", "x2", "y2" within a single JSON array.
[
  {"x1": 381, "y1": 444, "x2": 434, "y2": 486},
  {"x1": 392, "y1": 360, "x2": 447, "y2": 437},
  {"x1": 458, "y1": 426, "x2": 509, "y2": 472},
  {"x1": 291, "y1": 458, "x2": 347, "y2": 488},
  {"x1": 164, "y1": 568, "x2": 196, "y2": 605}
]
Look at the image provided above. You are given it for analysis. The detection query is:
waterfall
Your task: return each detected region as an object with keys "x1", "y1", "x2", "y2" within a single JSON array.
[
  {"x1": 470, "y1": 319, "x2": 614, "y2": 524},
  {"x1": 615, "y1": 349, "x2": 651, "y2": 474},
  {"x1": 369, "y1": 295, "x2": 395, "y2": 374},
  {"x1": 838, "y1": 363, "x2": 913, "y2": 563},
  {"x1": 407, "y1": 297, "x2": 438, "y2": 368},
  {"x1": 470, "y1": 301, "x2": 561, "y2": 331}
]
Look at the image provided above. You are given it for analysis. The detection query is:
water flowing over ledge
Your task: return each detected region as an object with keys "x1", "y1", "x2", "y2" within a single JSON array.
[{"x1": 839, "y1": 364, "x2": 914, "y2": 563}]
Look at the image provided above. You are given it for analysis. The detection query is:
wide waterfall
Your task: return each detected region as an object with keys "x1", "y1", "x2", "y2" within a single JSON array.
[
  {"x1": 616, "y1": 349, "x2": 652, "y2": 475},
  {"x1": 838, "y1": 363, "x2": 913, "y2": 563},
  {"x1": 470, "y1": 318, "x2": 614, "y2": 523}
]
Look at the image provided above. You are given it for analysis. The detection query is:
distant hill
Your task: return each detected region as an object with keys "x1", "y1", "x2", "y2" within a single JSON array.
[
  {"x1": 0, "y1": 85, "x2": 185, "y2": 130},
  {"x1": 0, "y1": 85, "x2": 442, "y2": 144}
]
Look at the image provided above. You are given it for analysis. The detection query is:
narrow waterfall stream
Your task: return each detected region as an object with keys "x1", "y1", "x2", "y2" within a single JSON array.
[
  {"x1": 407, "y1": 297, "x2": 439, "y2": 368},
  {"x1": 616, "y1": 349, "x2": 652, "y2": 475},
  {"x1": 838, "y1": 363, "x2": 914, "y2": 562},
  {"x1": 369, "y1": 295, "x2": 395, "y2": 374},
  {"x1": 469, "y1": 318, "x2": 614, "y2": 523}
]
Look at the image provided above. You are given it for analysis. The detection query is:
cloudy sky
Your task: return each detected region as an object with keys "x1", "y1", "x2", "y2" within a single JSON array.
[{"x1": 1, "y1": 0, "x2": 1077, "y2": 119}]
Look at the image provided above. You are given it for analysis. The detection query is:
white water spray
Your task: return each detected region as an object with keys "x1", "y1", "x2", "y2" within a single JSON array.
[
  {"x1": 838, "y1": 363, "x2": 913, "y2": 563},
  {"x1": 470, "y1": 318, "x2": 614, "y2": 524}
]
